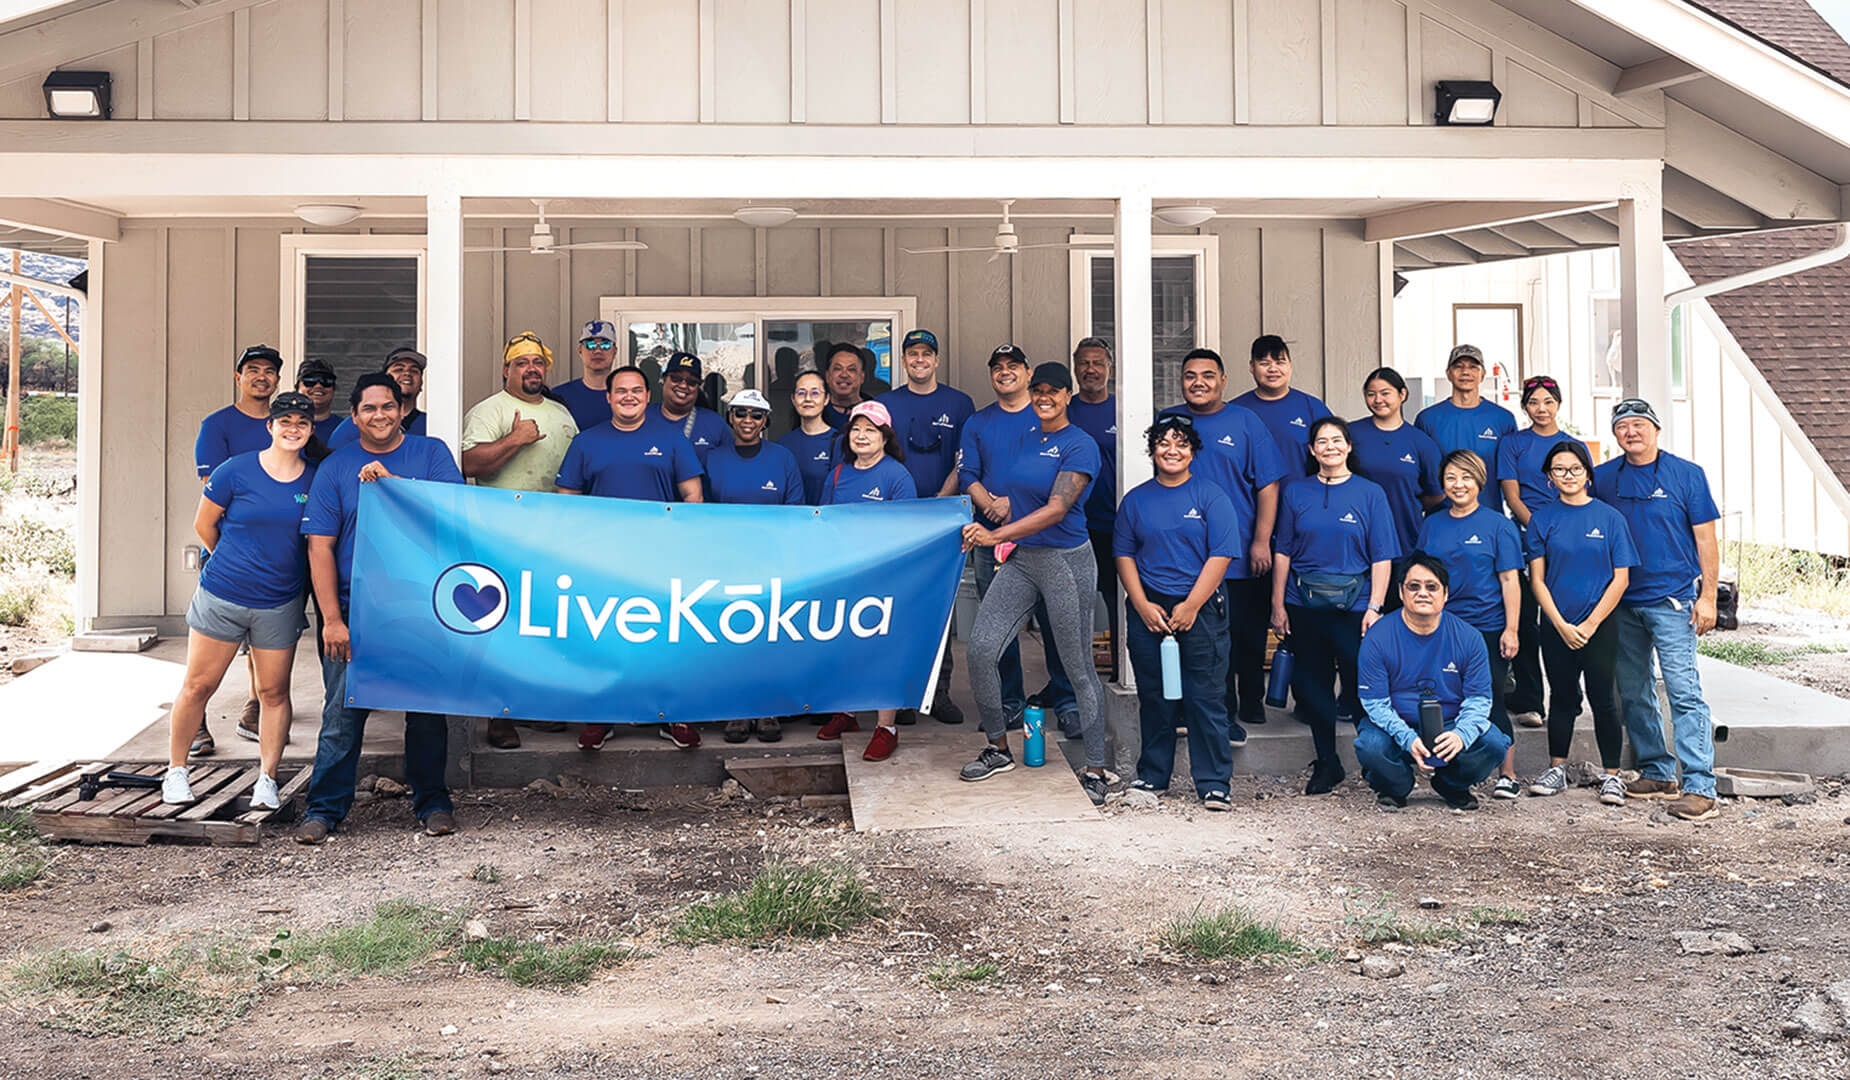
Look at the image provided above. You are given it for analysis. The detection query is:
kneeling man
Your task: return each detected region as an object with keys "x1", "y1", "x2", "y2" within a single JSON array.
[{"x1": 1354, "y1": 553, "x2": 1512, "y2": 811}]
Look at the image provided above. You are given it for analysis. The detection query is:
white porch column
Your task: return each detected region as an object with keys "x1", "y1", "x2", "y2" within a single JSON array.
[
  {"x1": 1113, "y1": 191, "x2": 1153, "y2": 686},
  {"x1": 1617, "y1": 187, "x2": 1672, "y2": 440},
  {"x1": 425, "y1": 190, "x2": 465, "y2": 455},
  {"x1": 75, "y1": 237, "x2": 104, "y2": 630}
]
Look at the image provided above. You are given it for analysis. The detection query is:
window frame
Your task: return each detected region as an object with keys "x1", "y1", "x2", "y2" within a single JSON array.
[
  {"x1": 1588, "y1": 290, "x2": 1623, "y2": 398},
  {"x1": 278, "y1": 234, "x2": 429, "y2": 391},
  {"x1": 1066, "y1": 234, "x2": 1220, "y2": 393},
  {"x1": 597, "y1": 296, "x2": 918, "y2": 393},
  {"x1": 1450, "y1": 301, "x2": 1525, "y2": 409}
]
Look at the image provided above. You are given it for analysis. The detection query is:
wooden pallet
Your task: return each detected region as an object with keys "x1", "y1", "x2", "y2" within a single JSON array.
[{"x1": 3, "y1": 761, "x2": 310, "y2": 846}]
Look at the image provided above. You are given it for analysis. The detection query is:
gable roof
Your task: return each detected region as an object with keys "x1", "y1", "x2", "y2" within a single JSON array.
[
  {"x1": 1672, "y1": 224, "x2": 1850, "y2": 490},
  {"x1": 1685, "y1": 0, "x2": 1850, "y2": 85}
]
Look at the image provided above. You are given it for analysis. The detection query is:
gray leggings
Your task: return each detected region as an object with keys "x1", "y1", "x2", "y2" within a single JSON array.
[{"x1": 967, "y1": 542, "x2": 1106, "y2": 768}]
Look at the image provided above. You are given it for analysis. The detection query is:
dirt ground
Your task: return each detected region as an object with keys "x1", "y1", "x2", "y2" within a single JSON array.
[
  {"x1": 3, "y1": 772, "x2": 1848, "y2": 1080},
  {"x1": 1722, "y1": 602, "x2": 1850, "y2": 700}
]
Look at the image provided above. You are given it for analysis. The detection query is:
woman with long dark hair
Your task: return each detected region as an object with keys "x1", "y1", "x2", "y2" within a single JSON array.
[
  {"x1": 1352, "y1": 367, "x2": 1444, "y2": 555},
  {"x1": 778, "y1": 370, "x2": 836, "y2": 505}
]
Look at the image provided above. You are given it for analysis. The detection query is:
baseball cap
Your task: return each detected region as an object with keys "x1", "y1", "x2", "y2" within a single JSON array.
[
  {"x1": 988, "y1": 343, "x2": 1028, "y2": 368},
  {"x1": 1610, "y1": 397, "x2": 1662, "y2": 431},
  {"x1": 1073, "y1": 336, "x2": 1113, "y2": 358},
  {"x1": 268, "y1": 391, "x2": 315, "y2": 421},
  {"x1": 1029, "y1": 362, "x2": 1073, "y2": 392},
  {"x1": 729, "y1": 389, "x2": 772, "y2": 412},
  {"x1": 663, "y1": 351, "x2": 703, "y2": 379},
  {"x1": 295, "y1": 358, "x2": 336, "y2": 385},
  {"x1": 848, "y1": 401, "x2": 894, "y2": 429},
  {"x1": 384, "y1": 346, "x2": 428, "y2": 371},
  {"x1": 236, "y1": 344, "x2": 282, "y2": 371},
  {"x1": 1447, "y1": 344, "x2": 1485, "y2": 368},
  {"x1": 580, "y1": 320, "x2": 617, "y2": 342},
  {"x1": 901, "y1": 328, "x2": 940, "y2": 353}
]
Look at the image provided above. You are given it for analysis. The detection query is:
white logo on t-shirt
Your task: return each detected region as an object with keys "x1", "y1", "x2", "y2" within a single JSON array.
[
  {"x1": 1465, "y1": 534, "x2": 1482, "y2": 545},
  {"x1": 1040, "y1": 445, "x2": 1062, "y2": 458},
  {"x1": 1400, "y1": 452, "x2": 1417, "y2": 465},
  {"x1": 814, "y1": 450, "x2": 830, "y2": 461},
  {"x1": 761, "y1": 480, "x2": 778, "y2": 491},
  {"x1": 861, "y1": 487, "x2": 882, "y2": 500},
  {"x1": 1339, "y1": 511, "x2": 1358, "y2": 524},
  {"x1": 645, "y1": 446, "x2": 663, "y2": 457},
  {"x1": 934, "y1": 413, "x2": 953, "y2": 427},
  {"x1": 1183, "y1": 508, "x2": 1202, "y2": 520},
  {"x1": 1106, "y1": 424, "x2": 1118, "y2": 435},
  {"x1": 695, "y1": 436, "x2": 713, "y2": 447},
  {"x1": 1651, "y1": 487, "x2": 1668, "y2": 499},
  {"x1": 1586, "y1": 527, "x2": 1605, "y2": 539},
  {"x1": 1479, "y1": 428, "x2": 1499, "y2": 440},
  {"x1": 1217, "y1": 435, "x2": 1237, "y2": 447},
  {"x1": 1290, "y1": 416, "x2": 1307, "y2": 428},
  {"x1": 1443, "y1": 661, "x2": 1459, "y2": 673}
]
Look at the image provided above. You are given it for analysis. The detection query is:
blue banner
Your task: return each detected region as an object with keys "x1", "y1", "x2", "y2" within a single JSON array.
[{"x1": 346, "y1": 480, "x2": 969, "y2": 725}]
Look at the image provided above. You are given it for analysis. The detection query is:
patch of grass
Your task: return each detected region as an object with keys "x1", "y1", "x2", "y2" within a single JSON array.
[
  {"x1": 1697, "y1": 638, "x2": 1846, "y2": 667},
  {"x1": 281, "y1": 900, "x2": 458, "y2": 979},
  {"x1": 460, "y1": 937, "x2": 633, "y2": 988},
  {"x1": 0, "y1": 811, "x2": 46, "y2": 892},
  {"x1": 0, "y1": 518, "x2": 76, "y2": 578},
  {"x1": 924, "y1": 958, "x2": 1001, "y2": 989},
  {"x1": 14, "y1": 947, "x2": 256, "y2": 1040},
  {"x1": 1342, "y1": 895, "x2": 1465, "y2": 946},
  {"x1": 1159, "y1": 905, "x2": 1309, "y2": 961},
  {"x1": 669, "y1": 863, "x2": 884, "y2": 945},
  {"x1": 0, "y1": 573, "x2": 46, "y2": 626},
  {"x1": 1733, "y1": 542, "x2": 1850, "y2": 616},
  {"x1": 470, "y1": 863, "x2": 501, "y2": 884}
]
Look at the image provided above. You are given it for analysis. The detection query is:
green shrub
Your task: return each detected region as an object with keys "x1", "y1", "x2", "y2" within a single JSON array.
[
  {"x1": 670, "y1": 863, "x2": 884, "y2": 944},
  {"x1": 1159, "y1": 905, "x2": 1309, "y2": 961},
  {"x1": 18, "y1": 394, "x2": 77, "y2": 445},
  {"x1": 0, "y1": 518, "x2": 75, "y2": 578},
  {"x1": 0, "y1": 575, "x2": 44, "y2": 626}
]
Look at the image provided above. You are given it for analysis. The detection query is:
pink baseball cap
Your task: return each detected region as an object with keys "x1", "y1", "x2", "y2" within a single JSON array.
[{"x1": 848, "y1": 401, "x2": 893, "y2": 429}]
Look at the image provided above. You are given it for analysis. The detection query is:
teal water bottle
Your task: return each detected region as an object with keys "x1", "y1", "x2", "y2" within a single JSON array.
[
  {"x1": 1161, "y1": 635, "x2": 1183, "y2": 700},
  {"x1": 1022, "y1": 705, "x2": 1046, "y2": 767}
]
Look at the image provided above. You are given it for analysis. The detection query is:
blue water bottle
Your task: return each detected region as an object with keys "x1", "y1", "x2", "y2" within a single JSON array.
[
  {"x1": 1022, "y1": 705, "x2": 1046, "y2": 767},
  {"x1": 1160, "y1": 635, "x2": 1183, "y2": 700},
  {"x1": 1264, "y1": 640, "x2": 1294, "y2": 709}
]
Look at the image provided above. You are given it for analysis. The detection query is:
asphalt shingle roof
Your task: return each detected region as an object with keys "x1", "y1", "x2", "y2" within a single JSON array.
[{"x1": 1684, "y1": 0, "x2": 1850, "y2": 86}]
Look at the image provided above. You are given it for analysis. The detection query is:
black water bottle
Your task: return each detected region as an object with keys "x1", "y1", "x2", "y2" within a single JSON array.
[
  {"x1": 1418, "y1": 692, "x2": 1446, "y2": 769},
  {"x1": 1264, "y1": 641, "x2": 1294, "y2": 709}
]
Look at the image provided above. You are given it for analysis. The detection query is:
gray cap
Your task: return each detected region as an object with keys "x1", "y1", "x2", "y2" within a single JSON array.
[
  {"x1": 1610, "y1": 397, "x2": 1661, "y2": 431},
  {"x1": 1447, "y1": 343, "x2": 1484, "y2": 367}
]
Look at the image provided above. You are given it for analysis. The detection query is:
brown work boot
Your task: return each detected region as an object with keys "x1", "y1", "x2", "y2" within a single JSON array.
[
  {"x1": 1624, "y1": 776, "x2": 1680, "y2": 799},
  {"x1": 1665, "y1": 792, "x2": 1719, "y2": 821},
  {"x1": 756, "y1": 717, "x2": 783, "y2": 743},
  {"x1": 486, "y1": 717, "x2": 521, "y2": 749},
  {"x1": 723, "y1": 718, "x2": 754, "y2": 743},
  {"x1": 294, "y1": 819, "x2": 331, "y2": 845},
  {"x1": 423, "y1": 811, "x2": 457, "y2": 836}
]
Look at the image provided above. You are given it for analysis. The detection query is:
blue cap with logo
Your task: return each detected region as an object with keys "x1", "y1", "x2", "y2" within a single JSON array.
[
  {"x1": 664, "y1": 351, "x2": 703, "y2": 379},
  {"x1": 580, "y1": 320, "x2": 617, "y2": 343},
  {"x1": 901, "y1": 328, "x2": 939, "y2": 354}
]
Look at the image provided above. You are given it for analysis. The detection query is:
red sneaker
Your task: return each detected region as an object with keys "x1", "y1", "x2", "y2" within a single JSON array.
[
  {"x1": 578, "y1": 723, "x2": 610, "y2": 751},
  {"x1": 862, "y1": 726, "x2": 898, "y2": 762},
  {"x1": 817, "y1": 713, "x2": 862, "y2": 740},
  {"x1": 660, "y1": 723, "x2": 700, "y2": 749}
]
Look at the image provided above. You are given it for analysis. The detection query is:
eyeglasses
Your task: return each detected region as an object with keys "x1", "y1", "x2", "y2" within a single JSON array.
[
  {"x1": 298, "y1": 376, "x2": 335, "y2": 389},
  {"x1": 1549, "y1": 465, "x2": 1586, "y2": 478},
  {"x1": 793, "y1": 388, "x2": 825, "y2": 400},
  {"x1": 730, "y1": 408, "x2": 769, "y2": 421},
  {"x1": 580, "y1": 339, "x2": 615, "y2": 350},
  {"x1": 1403, "y1": 580, "x2": 1444, "y2": 594}
]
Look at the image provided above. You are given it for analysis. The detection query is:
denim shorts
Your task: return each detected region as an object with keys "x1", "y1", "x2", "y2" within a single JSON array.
[{"x1": 186, "y1": 587, "x2": 308, "y2": 651}]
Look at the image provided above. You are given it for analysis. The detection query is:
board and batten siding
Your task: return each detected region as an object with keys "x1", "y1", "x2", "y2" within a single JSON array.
[
  {"x1": 1394, "y1": 251, "x2": 1850, "y2": 558},
  {"x1": 93, "y1": 214, "x2": 1378, "y2": 622},
  {"x1": 0, "y1": 0, "x2": 1654, "y2": 130}
]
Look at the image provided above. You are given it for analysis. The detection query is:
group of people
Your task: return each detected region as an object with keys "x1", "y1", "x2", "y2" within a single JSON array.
[{"x1": 159, "y1": 318, "x2": 1726, "y2": 845}]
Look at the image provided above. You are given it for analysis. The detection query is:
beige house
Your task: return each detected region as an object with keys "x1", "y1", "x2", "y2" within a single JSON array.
[{"x1": 0, "y1": 0, "x2": 1847, "y2": 638}]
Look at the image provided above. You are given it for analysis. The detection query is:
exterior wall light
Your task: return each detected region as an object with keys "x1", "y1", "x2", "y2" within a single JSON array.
[
  {"x1": 734, "y1": 206, "x2": 799, "y2": 227},
  {"x1": 42, "y1": 70, "x2": 111, "y2": 119},
  {"x1": 295, "y1": 204, "x2": 364, "y2": 227},
  {"x1": 1153, "y1": 205, "x2": 1216, "y2": 227},
  {"x1": 1434, "y1": 80, "x2": 1501, "y2": 125}
]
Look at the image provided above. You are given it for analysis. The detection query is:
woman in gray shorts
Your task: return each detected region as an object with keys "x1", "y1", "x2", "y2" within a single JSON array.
[
  {"x1": 163, "y1": 392, "x2": 319, "y2": 811},
  {"x1": 957, "y1": 360, "x2": 1109, "y2": 805}
]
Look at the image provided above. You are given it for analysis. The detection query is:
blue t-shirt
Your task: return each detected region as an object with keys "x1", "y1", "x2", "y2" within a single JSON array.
[
  {"x1": 1230, "y1": 388, "x2": 1333, "y2": 481},
  {"x1": 311, "y1": 415, "x2": 342, "y2": 445},
  {"x1": 555, "y1": 419, "x2": 703, "y2": 501},
  {"x1": 195, "y1": 405, "x2": 272, "y2": 478},
  {"x1": 1416, "y1": 506, "x2": 1522, "y2": 632},
  {"x1": 822, "y1": 456, "x2": 918, "y2": 504},
  {"x1": 1066, "y1": 396, "x2": 1119, "y2": 530},
  {"x1": 703, "y1": 441, "x2": 805, "y2": 506},
  {"x1": 1498, "y1": 428, "x2": 1587, "y2": 517},
  {"x1": 1592, "y1": 452, "x2": 1721, "y2": 606},
  {"x1": 552, "y1": 379, "x2": 614, "y2": 432},
  {"x1": 1414, "y1": 399, "x2": 1517, "y2": 514},
  {"x1": 327, "y1": 410, "x2": 428, "y2": 450},
  {"x1": 1113, "y1": 475, "x2": 1240, "y2": 597},
  {"x1": 1275, "y1": 475, "x2": 1401, "y2": 609},
  {"x1": 956, "y1": 400, "x2": 1041, "y2": 491},
  {"x1": 878, "y1": 384, "x2": 975, "y2": 499},
  {"x1": 1159, "y1": 402, "x2": 1288, "y2": 580},
  {"x1": 778, "y1": 427, "x2": 838, "y2": 506},
  {"x1": 300, "y1": 435, "x2": 462, "y2": 608},
  {"x1": 1357, "y1": 610, "x2": 1494, "y2": 753},
  {"x1": 1524, "y1": 498, "x2": 1639, "y2": 624},
  {"x1": 652, "y1": 404, "x2": 729, "y2": 466},
  {"x1": 996, "y1": 424, "x2": 1101, "y2": 550},
  {"x1": 1351, "y1": 418, "x2": 1442, "y2": 555},
  {"x1": 200, "y1": 453, "x2": 316, "y2": 609}
]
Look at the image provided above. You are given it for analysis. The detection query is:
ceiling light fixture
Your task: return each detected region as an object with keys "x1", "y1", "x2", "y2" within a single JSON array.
[
  {"x1": 1153, "y1": 205, "x2": 1216, "y2": 227},
  {"x1": 733, "y1": 206, "x2": 798, "y2": 228},
  {"x1": 1434, "y1": 80, "x2": 1502, "y2": 125},
  {"x1": 294, "y1": 204, "x2": 364, "y2": 227},
  {"x1": 42, "y1": 70, "x2": 111, "y2": 119}
]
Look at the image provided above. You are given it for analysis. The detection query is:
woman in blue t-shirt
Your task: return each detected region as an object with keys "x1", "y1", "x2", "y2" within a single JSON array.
[
  {"x1": 777, "y1": 371, "x2": 837, "y2": 505},
  {"x1": 816, "y1": 401, "x2": 917, "y2": 761},
  {"x1": 1416, "y1": 449, "x2": 1524, "y2": 799},
  {"x1": 1271, "y1": 417, "x2": 1400, "y2": 795},
  {"x1": 163, "y1": 392, "x2": 318, "y2": 812},
  {"x1": 1351, "y1": 367, "x2": 1443, "y2": 556},
  {"x1": 1524, "y1": 440, "x2": 1637, "y2": 804},
  {"x1": 1115, "y1": 415, "x2": 1239, "y2": 809}
]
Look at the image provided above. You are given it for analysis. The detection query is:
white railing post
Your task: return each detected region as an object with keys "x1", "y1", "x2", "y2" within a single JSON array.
[
  {"x1": 425, "y1": 190, "x2": 465, "y2": 456},
  {"x1": 1114, "y1": 189, "x2": 1153, "y2": 686},
  {"x1": 1618, "y1": 183, "x2": 1671, "y2": 442}
]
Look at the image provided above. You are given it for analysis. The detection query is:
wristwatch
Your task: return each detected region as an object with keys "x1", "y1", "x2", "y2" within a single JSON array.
[{"x1": 1367, "y1": 603, "x2": 1384, "y2": 614}]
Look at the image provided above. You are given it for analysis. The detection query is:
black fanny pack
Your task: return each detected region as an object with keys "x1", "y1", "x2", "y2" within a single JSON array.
[{"x1": 1294, "y1": 570, "x2": 1367, "y2": 611}]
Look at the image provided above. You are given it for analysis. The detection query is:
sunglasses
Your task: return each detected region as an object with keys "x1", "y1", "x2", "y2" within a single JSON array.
[
  {"x1": 1403, "y1": 580, "x2": 1444, "y2": 594},
  {"x1": 730, "y1": 408, "x2": 769, "y2": 421},
  {"x1": 1158, "y1": 414, "x2": 1194, "y2": 428},
  {"x1": 580, "y1": 339, "x2": 615, "y2": 350},
  {"x1": 298, "y1": 376, "x2": 335, "y2": 389}
]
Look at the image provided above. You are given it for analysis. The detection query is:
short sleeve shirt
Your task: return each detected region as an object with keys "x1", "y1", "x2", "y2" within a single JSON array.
[
  {"x1": 200, "y1": 452, "x2": 316, "y2": 609},
  {"x1": 878, "y1": 384, "x2": 975, "y2": 498},
  {"x1": 1415, "y1": 399, "x2": 1518, "y2": 514},
  {"x1": 301, "y1": 434, "x2": 463, "y2": 608},
  {"x1": 554, "y1": 419, "x2": 703, "y2": 501},
  {"x1": 1498, "y1": 427, "x2": 1587, "y2": 517},
  {"x1": 1351, "y1": 418, "x2": 1443, "y2": 555},
  {"x1": 1066, "y1": 396, "x2": 1119, "y2": 529},
  {"x1": 195, "y1": 405, "x2": 272, "y2": 478},
  {"x1": 956, "y1": 401, "x2": 1041, "y2": 491},
  {"x1": 652, "y1": 405, "x2": 730, "y2": 467},
  {"x1": 1113, "y1": 475, "x2": 1240, "y2": 597},
  {"x1": 1230, "y1": 388, "x2": 1333, "y2": 482},
  {"x1": 552, "y1": 379, "x2": 613, "y2": 431},
  {"x1": 1416, "y1": 506, "x2": 1522, "y2": 632},
  {"x1": 704, "y1": 442, "x2": 807, "y2": 506},
  {"x1": 1592, "y1": 452, "x2": 1721, "y2": 606},
  {"x1": 1159, "y1": 402, "x2": 1289, "y2": 580},
  {"x1": 822, "y1": 456, "x2": 918, "y2": 504},
  {"x1": 1275, "y1": 475, "x2": 1401, "y2": 609},
  {"x1": 460, "y1": 391, "x2": 578, "y2": 492},
  {"x1": 778, "y1": 427, "x2": 838, "y2": 505},
  {"x1": 1524, "y1": 497, "x2": 1640, "y2": 623},
  {"x1": 1357, "y1": 611, "x2": 1493, "y2": 728},
  {"x1": 997, "y1": 424, "x2": 1100, "y2": 550}
]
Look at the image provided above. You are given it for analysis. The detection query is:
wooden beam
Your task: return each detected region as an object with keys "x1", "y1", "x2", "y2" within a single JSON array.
[
  {"x1": 0, "y1": 198, "x2": 120, "y2": 242},
  {"x1": 1449, "y1": 228, "x2": 1530, "y2": 258},
  {"x1": 1532, "y1": 212, "x2": 1618, "y2": 245},
  {"x1": 1662, "y1": 166, "x2": 1762, "y2": 230},
  {"x1": 1488, "y1": 220, "x2": 1578, "y2": 250},
  {"x1": 1664, "y1": 99, "x2": 1840, "y2": 221},
  {"x1": 1396, "y1": 235, "x2": 1479, "y2": 266},
  {"x1": 1364, "y1": 200, "x2": 1607, "y2": 243},
  {"x1": 1613, "y1": 55, "x2": 1703, "y2": 96}
]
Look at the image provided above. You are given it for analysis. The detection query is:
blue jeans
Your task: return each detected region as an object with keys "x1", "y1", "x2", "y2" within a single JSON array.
[
  {"x1": 1354, "y1": 722, "x2": 1512, "y2": 802},
  {"x1": 306, "y1": 649, "x2": 453, "y2": 827},
  {"x1": 1614, "y1": 600, "x2": 1716, "y2": 796},
  {"x1": 1126, "y1": 586, "x2": 1231, "y2": 795}
]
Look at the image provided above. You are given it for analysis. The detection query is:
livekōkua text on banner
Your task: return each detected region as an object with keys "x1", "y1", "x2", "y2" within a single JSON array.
[{"x1": 346, "y1": 480, "x2": 969, "y2": 725}]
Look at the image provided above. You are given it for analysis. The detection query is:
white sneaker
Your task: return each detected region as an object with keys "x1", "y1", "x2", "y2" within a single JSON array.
[
  {"x1": 251, "y1": 772, "x2": 281, "y2": 811},
  {"x1": 1528, "y1": 764, "x2": 1568, "y2": 797},
  {"x1": 1598, "y1": 774, "x2": 1627, "y2": 806},
  {"x1": 161, "y1": 765, "x2": 195, "y2": 804}
]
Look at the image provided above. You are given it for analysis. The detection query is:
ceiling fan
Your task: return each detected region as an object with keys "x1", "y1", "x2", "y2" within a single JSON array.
[
  {"x1": 464, "y1": 199, "x2": 649, "y2": 256},
  {"x1": 901, "y1": 200, "x2": 1101, "y2": 261}
]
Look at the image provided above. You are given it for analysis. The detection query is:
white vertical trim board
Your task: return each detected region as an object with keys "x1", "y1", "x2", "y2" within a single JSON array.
[
  {"x1": 515, "y1": 0, "x2": 533, "y2": 122},
  {"x1": 232, "y1": 8, "x2": 250, "y2": 121},
  {"x1": 136, "y1": 37, "x2": 153, "y2": 120},
  {"x1": 698, "y1": 0, "x2": 716, "y2": 123},
  {"x1": 1058, "y1": 0, "x2": 1076, "y2": 124},
  {"x1": 1146, "y1": 0, "x2": 1164, "y2": 124},
  {"x1": 880, "y1": 0, "x2": 897, "y2": 124},
  {"x1": 426, "y1": 192, "x2": 465, "y2": 455},
  {"x1": 327, "y1": 0, "x2": 345, "y2": 122},
  {"x1": 1113, "y1": 190, "x2": 1155, "y2": 684},
  {"x1": 969, "y1": 0, "x2": 986, "y2": 125},
  {"x1": 422, "y1": 0, "x2": 439, "y2": 121},
  {"x1": 76, "y1": 238, "x2": 104, "y2": 627},
  {"x1": 789, "y1": 0, "x2": 806, "y2": 123}
]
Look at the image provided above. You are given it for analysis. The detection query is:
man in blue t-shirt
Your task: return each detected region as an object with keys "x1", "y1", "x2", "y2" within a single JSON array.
[
  {"x1": 551, "y1": 319, "x2": 618, "y2": 431},
  {"x1": 1592, "y1": 399, "x2": 1724, "y2": 821},
  {"x1": 1065, "y1": 336, "x2": 1121, "y2": 682},
  {"x1": 1231, "y1": 334, "x2": 1333, "y2": 483},
  {"x1": 1414, "y1": 344, "x2": 1517, "y2": 514},
  {"x1": 652, "y1": 351, "x2": 729, "y2": 466},
  {"x1": 196, "y1": 344, "x2": 281, "y2": 480},
  {"x1": 295, "y1": 358, "x2": 342, "y2": 445},
  {"x1": 327, "y1": 347, "x2": 430, "y2": 448},
  {"x1": 1354, "y1": 554, "x2": 1512, "y2": 811},
  {"x1": 297, "y1": 373, "x2": 464, "y2": 846}
]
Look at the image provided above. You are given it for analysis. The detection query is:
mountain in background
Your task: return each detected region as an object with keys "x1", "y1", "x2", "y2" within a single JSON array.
[{"x1": 0, "y1": 248, "x2": 85, "y2": 344}]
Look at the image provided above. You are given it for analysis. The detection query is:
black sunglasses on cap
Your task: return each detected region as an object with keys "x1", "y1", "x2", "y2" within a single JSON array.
[
  {"x1": 298, "y1": 375, "x2": 335, "y2": 388},
  {"x1": 729, "y1": 407, "x2": 769, "y2": 420}
]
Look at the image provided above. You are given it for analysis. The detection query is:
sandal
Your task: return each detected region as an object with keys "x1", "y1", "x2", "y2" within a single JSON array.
[{"x1": 191, "y1": 723, "x2": 216, "y2": 758}]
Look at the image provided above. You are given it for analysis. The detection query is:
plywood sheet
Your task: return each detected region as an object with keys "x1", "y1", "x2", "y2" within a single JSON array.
[
  {"x1": 840, "y1": 724, "x2": 1100, "y2": 832},
  {"x1": 0, "y1": 654, "x2": 181, "y2": 764}
]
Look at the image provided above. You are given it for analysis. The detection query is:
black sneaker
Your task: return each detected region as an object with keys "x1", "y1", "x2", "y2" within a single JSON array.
[
  {"x1": 1079, "y1": 772, "x2": 1108, "y2": 806},
  {"x1": 1004, "y1": 711, "x2": 1025, "y2": 732},
  {"x1": 932, "y1": 698, "x2": 965, "y2": 725},
  {"x1": 1201, "y1": 790, "x2": 1232, "y2": 812},
  {"x1": 1057, "y1": 711, "x2": 1083, "y2": 740},
  {"x1": 1305, "y1": 761, "x2": 1346, "y2": 796},
  {"x1": 1440, "y1": 789, "x2": 1481, "y2": 811},
  {"x1": 1229, "y1": 720, "x2": 1248, "y2": 748},
  {"x1": 894, "y1": 709, "x2": 918, "y2": 726},
  {"x1": 959, "y1": 744, "x2": 1016, "y2": 782},
  {"x1": 1376, "y1": 793, "x2": 1406, "y2": 811}
]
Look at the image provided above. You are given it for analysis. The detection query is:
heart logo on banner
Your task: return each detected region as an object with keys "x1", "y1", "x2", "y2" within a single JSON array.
[{"x1": 452, "y1": 583, "x2": 503, "y2": 622}]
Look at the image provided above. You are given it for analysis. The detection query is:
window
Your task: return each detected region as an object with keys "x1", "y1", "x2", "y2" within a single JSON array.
[
  {"x1": 1451, "y1": 303, "x2": 1523, "y2": 411},
  {"x1": 1070, "y1": 235, "x2": 1220, "y2": 409},
  {"x1": 1669, "y1": 304, "x2": 1689, "y2": 398},
  {"x1": 1590, "y1": 294, "x2": 1622, "y2": 393},
  {"x1": 280, "y1": 236, "x2": 427, "y2": 418}
]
